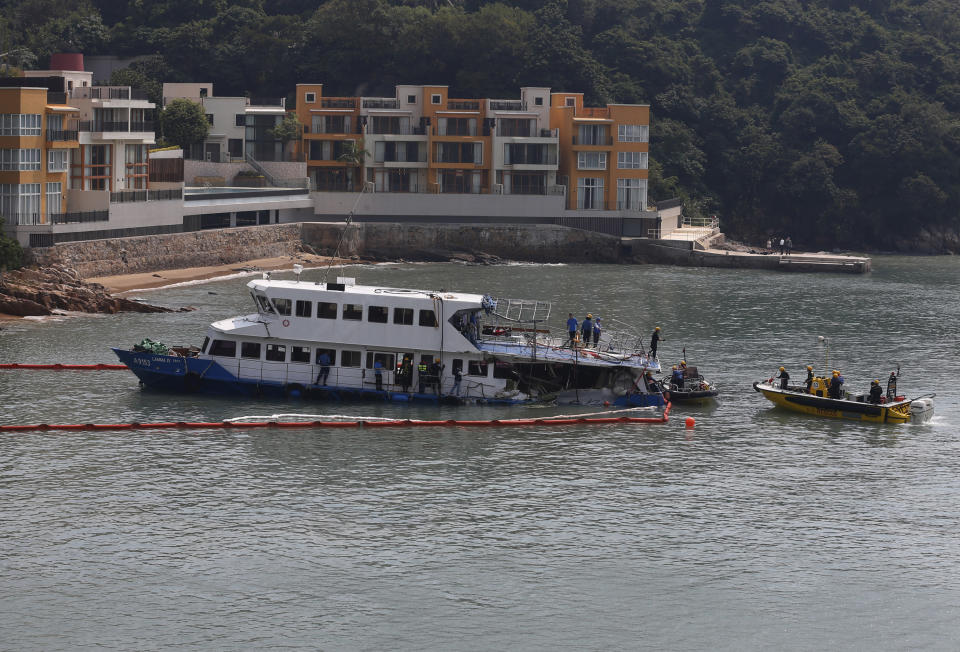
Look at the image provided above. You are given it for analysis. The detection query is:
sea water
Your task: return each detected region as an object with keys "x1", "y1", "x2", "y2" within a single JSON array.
[{"x1": 1, "y1": 258, "x2": 958, "y2": 650}]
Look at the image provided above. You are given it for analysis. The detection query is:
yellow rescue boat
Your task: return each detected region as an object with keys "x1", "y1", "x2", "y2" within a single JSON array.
[{"x1": 753, "y1": 375, "x2": 935, "y2": 423}]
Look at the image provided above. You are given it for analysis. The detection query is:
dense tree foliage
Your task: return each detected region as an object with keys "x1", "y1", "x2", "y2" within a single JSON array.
[
  {"x1": 4, "y1": 0, "x2": 959, "y2": 249},
  {"x1": 0, "y1": 219, "x2": 24, "y2": 271},
  {"x1": 158, "y1": 98, "x2": 209, "y2": 151}
]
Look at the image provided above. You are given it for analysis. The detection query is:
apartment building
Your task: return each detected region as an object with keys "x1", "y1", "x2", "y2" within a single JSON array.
[
  {"x1": 0, "y1": 82, "x2": 79, "y2": 229},
  {"x1": 161, "y1": 83, "x2": 289, "y2": 162},
  {"x1": 295, "y1": 84, "x2": 561, "y2": 197},
  {"x1": 550, "y1": 93, "x2": 649, "y2": 212}
]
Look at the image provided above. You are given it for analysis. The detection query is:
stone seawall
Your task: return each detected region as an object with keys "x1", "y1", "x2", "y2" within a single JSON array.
[
  {"x1": 29, "y1": 223, "x2": 304, "y2": 278},
  {"x1": 301, "y1": 222, "x2": 623, "y2": 263}
]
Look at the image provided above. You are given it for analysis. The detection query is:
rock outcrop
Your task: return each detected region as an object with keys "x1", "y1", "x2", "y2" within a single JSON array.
[{"x1": 0, "y1": 266, "x2": 187, "y2": 317}]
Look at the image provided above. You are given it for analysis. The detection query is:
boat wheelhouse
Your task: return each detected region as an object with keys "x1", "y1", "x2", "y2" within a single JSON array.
[{"x1": 114, "y1": 270, "x2": 663, "y2": 406}]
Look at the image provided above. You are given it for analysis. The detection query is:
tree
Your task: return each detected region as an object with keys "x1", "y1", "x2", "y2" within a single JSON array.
[
  {"x1": 159, "y1": 98, "x2": 209, "y2": 152},
  {"x1": 267, "y1": 113, "x2": 303, "y2": 160},
  {"x1": 0, "y1": 219, "x2": 23, "y2": 271},
  {"x1": 338, "y1": 139, "x2": 369, "y2": 188}
]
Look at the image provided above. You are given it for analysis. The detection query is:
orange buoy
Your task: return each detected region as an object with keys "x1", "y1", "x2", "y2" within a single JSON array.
[{"x1": 685, "y1": 416, "x2": 695, "y2": 429}]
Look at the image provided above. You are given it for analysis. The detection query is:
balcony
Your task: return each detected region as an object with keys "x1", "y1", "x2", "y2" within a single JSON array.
[
  {"x1": 73, "y1": 86, "x2": 149, "y2": 101},
  {"x1": 46, "y1": 129, "x2": 79, "y2": 141},
  {"x1": 49, "y1": 210, "x2": 109, "y2": 224},
  {"x1": 490, "y1": 100, "x2": 525, "y2": 111},
  {"x1": 321, "y1": 98, "x2": 357, "y2": 109},
  {"x1": 447, "y1": 100, "x2": 480, "y2": 110},
  {"x1": 362, "y1": 98, "x2": 399, "y2": 109},
  {"x1": 130, "y1": 121, "x2": 155, "y2": 132},
  {"x1": 78, "y1": 120, "x2": 129, "y2": 133},
  {"x1": 46, "y1": 92, "x2": 68, "y2": 104},
  {"x1": 572, "y1": 135, "x2": 613, "y2": 146}
]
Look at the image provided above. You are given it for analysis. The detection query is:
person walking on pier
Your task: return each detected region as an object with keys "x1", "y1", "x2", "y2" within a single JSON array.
[
  {"x1": 649, "y1": 326, "x2": 663, "y2": 359},
  {"x1": 779, "y1": 237, "x2": 785, "y2": 255},
  {"x1": 786, "y1": 236, "x2": 793, "y2": 256}
]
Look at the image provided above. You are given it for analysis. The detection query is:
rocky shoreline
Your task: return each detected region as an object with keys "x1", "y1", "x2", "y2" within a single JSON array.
[{"x1": 0, "y1": 266, "x2": 190, "y2": 318}]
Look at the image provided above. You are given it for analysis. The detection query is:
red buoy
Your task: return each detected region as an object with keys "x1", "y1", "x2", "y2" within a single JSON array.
[{"x1": 685, "y1": 417, "x2": 695, "y2": 429}]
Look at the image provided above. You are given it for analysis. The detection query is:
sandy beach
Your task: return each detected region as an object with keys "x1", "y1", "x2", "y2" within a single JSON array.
[{"x1": 86, "y1": 253, "x2": 359, "y2": 294}]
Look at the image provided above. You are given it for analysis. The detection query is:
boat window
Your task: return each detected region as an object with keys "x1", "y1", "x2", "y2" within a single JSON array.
[
  {"x1": 315, "y1": 348, "x2": 336, "y2": 365},
  {"x1": 493, "y1": 361, "x2": 516, "y2": 379},
  {"x1": 317, "y1": 301, "x2": 337, "y2": 319},
  {"x1": 265, "y1": 344, "x2": 287, "y2": 362},
  {"x1": 272, "y1": 298, "x2": 292, "y2": 316},
  {"x1": 295, "y1": 300, "x2": 312, "y2": 318},
  {"x1": 256, "y1": 295, "x2": 275, "y2": 314},
  {"x1": 340, "y1": 350, "x2": 361, "y2": 367},
  {"x1": 419, "y1": 309, "x2": 437, "y2": 327},
  {"x1": 209, "y1": 340, "x2": 237, "y2": 357},
  {"x1": 365, "y1": 351, "x2": 395, "y2": 370},
  {"x1": 201, "y1": 336, "x2": 210, "y2": 353},
  {"x1": 343, "y1": 303, "x2": 363, "y2": 320},
  {"x1": 368, "y1": 306, "x2": 389, "y2": 323},
  {"x1": 291, "y1": 346, "x2": 311, "y2": 363},
  {"x1": 394, "y1": 307, "x2": 413, "y2": 325},
  {"x1": 241, "y1": 342, "x2": 261, "y2": 359},
  {"x1": 468, "y1": 360, "x2": 488, "y2": 376}
]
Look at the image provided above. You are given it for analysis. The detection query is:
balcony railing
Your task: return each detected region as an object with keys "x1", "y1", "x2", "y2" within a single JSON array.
[
  {"x1": 448, "y1": 100, "x2": 480, "y2": 110},
  {"x1": 248, "y1": 96, "x2": 285, "y2": 107},
  {"x1": 367, "y1": 126, "x2": 427, "y2": 136},
  {"x1": 46, "y1": 129, "x2": 79, "y2": 141},
  {"x1": 130, "y1": 121, "x2": 155, "y2": 132},
  {"x1": 321, "y1": 98, "x2": 356, "y2": 109},
  {"x1": 572, "y1": 135, "x2": 613, "y2": 146},
  {"x1": 110, "y1": 188, "x2": 184, "y2": 203},
  {"x1": 490, "y1": 100, "x2": 525, "y2": 111},
  {"x1": 49, "y1": 210, "x2": 109, "y2": 224},
  {"x1": 74, "y1": 86, "x2": 149, "y2": 101},
  {"x1": 6, "y1": 213, "x2": 41, "y2": 226},
  {"x1": 362, "y1": 98, "x2": 399, "y2": 109},
  {"x1": 78, "y1": 120, "x2": 131, "y2": 133}
]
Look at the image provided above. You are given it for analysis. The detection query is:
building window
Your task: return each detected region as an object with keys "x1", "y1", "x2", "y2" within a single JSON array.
[
  {"x1": 617, "y1": 178, "x2": 647, "y2": 211},
  {"x1": 617, "y1": 151, "x2": 648, "y2": 169},
  {"x1": 206, "y1": 114, "x2": 214, "y2": 126},
  {"x1": 0, "y1": 114, "x2": 41, "y2": 136},
  {"x1": 577, "y1": 152, "x2": 607, "y2": 170},
  {"x1": 265, "y1": 344, "x2": 287, "y2": 362},
  {"x1": 291, "y1": 346, "x2": 311, "y2": 363},
  {"x1": 431, "y1": 94, "x2": 441, "y2": 104},
  {"x1": 394, "y1": 307, "x2": 413, "y2": 325},
  {"x1": 235, "y1": 114, "x2": 245, "y2": 127},
  {"x1": 0, "y1": 148, "x2": 41, "y2": 171},
  {"x1": 305, "y1": 92, "x2": 316, "y2": 103},
  {"x1": 535, "y1": 97, "x2": 544, "y2": 106},
  {"x1": 438, "y1": 117, "x2": 476, "y2": 137},
  {"x1": 241, "y1": 342, "x2": 261, "y2": 359},
  {"x1": 48, "y1": 149, "x2": 69, "y2": 172},
  {"x1": 45, "y1": 182, "x2": 62, "y2": 217},
  {"x1": 618, "y1": 124, "x2": 649, "y2": 142},
  {"x1": 295, "y1": 300, "x2": 312, "y2": 318},
  {"x1": 342, "y1": 303, "x2": 363, "y2": 320},
  {"x1": 407, "y1": 94, "x2": 417, "y2": 104},
  {"x1": 497, "y1": 118, "x2": 532, "y2": 137},
  {"x1": 565, "y1": 97, "x2": 575, "y2": 107},
  {"x1": 0, "y1": 183, "x2": 41, "y2": 225},
  {"x1": 577, "y1": 124, "x2": 608, "y2": 145},
  {"x1": 577, "y1": 177, "x2": 604, "y2": 210},
  {"x1": 434, "y1": 141, "x2": 482, "y2": 164},
  {"x1": 317, "y1": 301, "x2": 337, "y2": 319}
]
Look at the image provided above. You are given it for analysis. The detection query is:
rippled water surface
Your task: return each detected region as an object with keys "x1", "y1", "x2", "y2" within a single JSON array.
[{"x1": 1, "y1": 258, "x2": 958, "y2": 650}]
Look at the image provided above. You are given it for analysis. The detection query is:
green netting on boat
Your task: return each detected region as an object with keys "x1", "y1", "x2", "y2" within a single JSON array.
[{"x1": 133, "y1": 338, "x2": 169, "y2": 354}]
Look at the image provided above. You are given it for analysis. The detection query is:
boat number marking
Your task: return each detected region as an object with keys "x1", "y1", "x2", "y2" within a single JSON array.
[
  {"x1": 132, "y1": 357, "x2": 152, "y2": 368},
  {"x1": 282, "y1": 319, "x2": 290, "y2": 327}
]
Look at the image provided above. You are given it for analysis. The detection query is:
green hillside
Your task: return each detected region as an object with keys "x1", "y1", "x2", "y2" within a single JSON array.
[{"x1": 4, "y1": 0, "x2": 959, "y2": 250}]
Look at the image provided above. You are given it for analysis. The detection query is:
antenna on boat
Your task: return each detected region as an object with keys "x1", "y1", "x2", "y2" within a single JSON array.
[
  {"x1": 818, "y1": 335, "x2": 829, "y2": 375},
  {"x1": 319, "y1": 184, "x2": 366, "y2": 285}
]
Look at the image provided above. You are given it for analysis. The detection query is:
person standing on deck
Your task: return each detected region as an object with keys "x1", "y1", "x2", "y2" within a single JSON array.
[
  {"x1": 451, "y1": 366, "x2": 462, "y2": 396},
  {"x1": 374, "y1": 360, "x2": 383, "y2": 391},
  {"x1": 886, "y1": 371, "x2": 898, "y2": 401},
  {"x1": 566, "y1": 313, "x2": 579, "y2": 347},
  {"x1": 430, "y1": 359, "x2": 443, "y2": 394},
  {"x1": 581, "y1": 314, "x2": 594, "y2": 348},
  {"x1": 316, "y1": 351, "x2": 331, "y2": 385},
  {"x1": 777, "y1": 366, "x2": 790, "y2": 390},
  {"x1": 417, "y1": 360, "x2": 428, "y2": 394},
  {"x1": 804, "y1": 365, "x2": 814, "y2": 393},
  {"x1": 593, "y1": 318, "x2": 602, "y2": 347},
  {"x1": 869, "y1": 379, "x2": 883, "y2": 404},
  {"x1": 649, "y1": 327, "x2": 663, "y2": 359}
]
